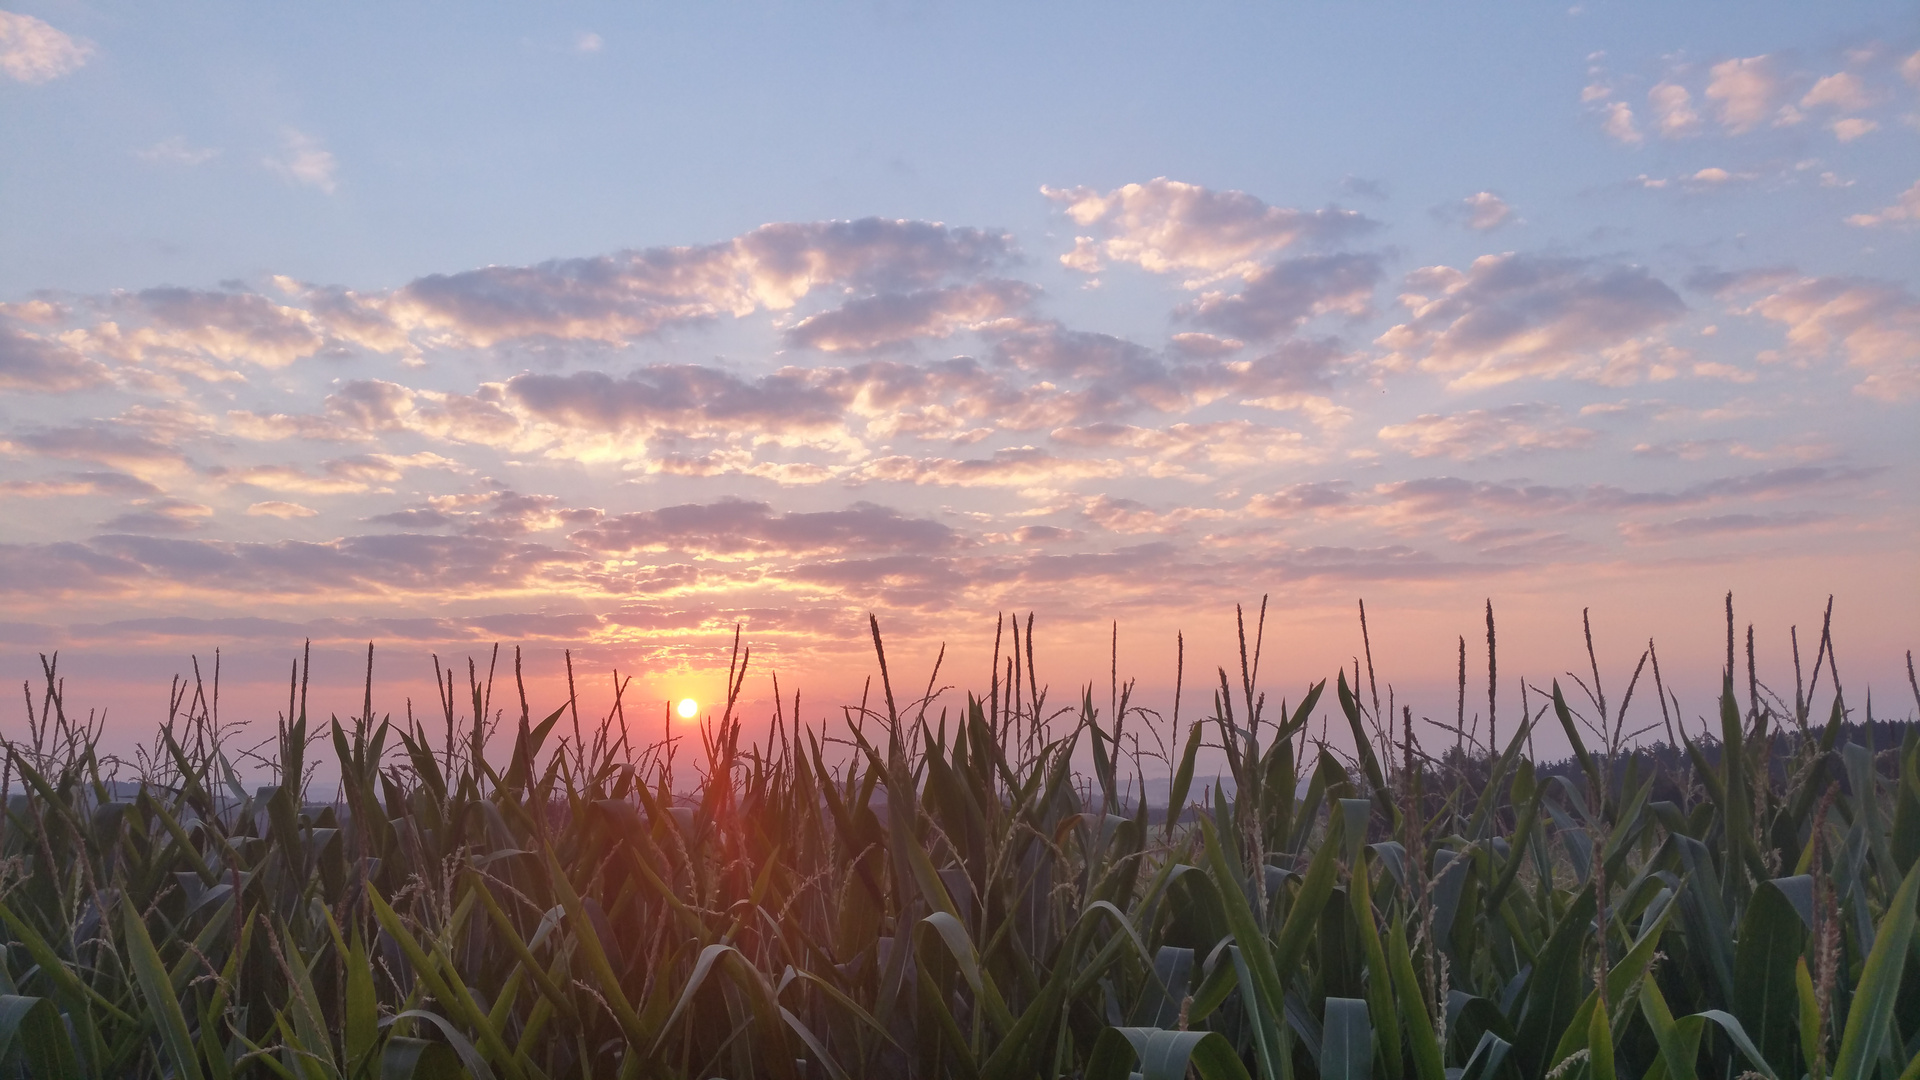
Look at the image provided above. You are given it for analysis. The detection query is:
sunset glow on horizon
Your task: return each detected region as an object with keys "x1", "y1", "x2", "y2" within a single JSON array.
[{"x1": 3, "y1": 5, "x2": 1915, "y2": 760}]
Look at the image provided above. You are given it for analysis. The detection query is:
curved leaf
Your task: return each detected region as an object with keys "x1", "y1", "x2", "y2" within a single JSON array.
[
  {"x1": 1323, "y1": 996, "x2": 1372, "y2": 1080},
  {"x1": 379, "y1": 1037, "x2": 463, "y2": 1080},
  {"x1": 0, "y1": 995, "x2": 80, "y2": 1080},
  {"x1": 1734, "y1": 877, "x2": 1811, "y2": 1072},
  {"x1": 380, "y1": 1011, "x2": 495, "y2": 1080},
  {"x1": 1086, "y1": 1027, "x2": 1253, "y2": 1080},
  {"x1": 122, "y1": 896, "x2": 207, "y2": 1080},
  {"x1": 1833, "y1": 856, "x2": 1920, "y2": 1080}
]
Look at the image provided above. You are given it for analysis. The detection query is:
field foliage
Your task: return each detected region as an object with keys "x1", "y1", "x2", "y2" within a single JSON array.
[{"x1": 1, "y1": 600, "x2": 1917, "y2": 1079}]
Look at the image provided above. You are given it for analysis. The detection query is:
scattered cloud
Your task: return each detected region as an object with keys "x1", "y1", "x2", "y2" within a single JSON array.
[
  {"x1": 10, "y1": 531, "x2": 597, "y2": 599},
  {"x1": 575, "y1": 31, "x2": 603, "y2": 53},
  {"x1": 1050, "y1": 418, "x2": 1315, "y2": 469},
  {"x1": 1648, "y1": 82, "x2": 1702, "y2": 137},
  {"x1": 1, "y1": 179, "x2": 1907, "y2": 636},
  {"x1": 510, "y1": 365, "x2": 857, "y2": 443},
  {"x1": 1634, "y1": 167, "x2": 1759, "y2": 193},
  {"x1": 1077, "y1": 494, "x2": 1227, "y2": 534},
  {"x1": 266, "y1": 129, "x2": 339, "y2": 193},
  {"x1": 1376, "y1": 403, "x2": 1598, "y2": 460},
  {"x1": 1436, "y1": 192, "x2": 1515, "y2": 231},
  {"x1": 117, "y1": 286, "x2": 327, "y2": 367},
  {"x1": 0, "y1": 326, "x2": 111, "y2": 391},
  {"x1": 392, "y1": 217, "x2": 1011, "y2": 347},
  {"x1": 100, "y1": 499, "x2": 213, "y2": 535},
  {"x1": 1846, "y1": 180, "x2": 1920, "y2": 227},
  {"x1": 1687, "y1": 167, "x2": 1748, "y2": 186},
  {"x1": 572, "y1": 499, "x2": 954, "y2": 557},
  {"x1": 1245, "y1": 481, "x2": 1356, "y2": 519},
  {"x1": 1042, "y1": 178, "x2": 1376, "y2": 284},
  {"x1": 1376, "y1": 253, "x2": 1688, "y2": 387},
  {"x1": 0, "y1": 10, "x2": 91, "y2": 84},
  {"x1": 858, "y1": 446, "x2": 1124, "y2": 490},
  {"x1": 1178, "y1": 253, "x2": 1381, "y2": 340},
  {"x1": 136, "y1": 137, "x2": 220, "y2": 166},
  {"x1": 247, "y1": 501, "x2": 318, "y2": 519},
  {"x1": 785, "y1": 279, "x2": 1034, "y2": 352},
  {"x1": 1701, "y1": 271, "x2": 1920, "y2": 401},
  {"x1": 1369, "y1": 464, "x2": 1869, "y2": 524},
  {"x1": 214, "y1": 452, "x2": 460, "y2": 495},
  {"x1": 0, "y1": 472, "x2": 159, "y2": 499},
  {"x1": 1620, "y1": 511, "x2": 1828, "y2": 542},
  {"x1": 1600, "y1": 102, "x2": 1642, "y2": 144},
  {"x1": 1705, "y1": 55, "x2": 1781, "y2": 134},
  {"x1": 3, "y1": 421, "x2": 191, "y2": 476},
  {"x1": 1828, "y1": 117, "x2": 1877, "y2": 142},
  {"x1": 1802, "y1": 71, "x2": 1874, "y2": 112},
  {"x1": 1167, "y1": 332, "x2": 1243, "y2": 357}
]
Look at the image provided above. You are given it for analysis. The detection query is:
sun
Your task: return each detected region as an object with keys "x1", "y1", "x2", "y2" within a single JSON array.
[{"x1": 676, "y1": 698, "x2": 699, "y2": 719}]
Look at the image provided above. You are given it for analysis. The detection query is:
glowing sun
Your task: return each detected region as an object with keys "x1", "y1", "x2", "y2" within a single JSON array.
[{"x1": 676, "y1": 698, "x2": 699, "y2": 719}]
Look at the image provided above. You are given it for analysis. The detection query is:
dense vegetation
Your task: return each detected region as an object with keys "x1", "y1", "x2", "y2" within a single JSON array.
[{"x1": 1, "y1": 600, "x2": 1917, "y2": 1079}]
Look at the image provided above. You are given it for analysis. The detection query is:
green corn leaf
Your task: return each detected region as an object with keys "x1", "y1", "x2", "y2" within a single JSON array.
[
  {"x1": 531, "y1": 847, "x2": 653, "y2": 1053},
  {"x1": 923, "y1": 910, "x2": 1016, "y2": 1035},
  {"x1": 1549, "y1": 682, "x2": 1603, "y2": 801},
  {"x1": 1336, "y1": 671, "x2": 1391, "y2": 816},
  {"x1": 1588, "y1": 999, "x2": 1616, "y2": 1080},
  {"x1": 345, "y1": 924, "x2": 378, "y2": 1076},
  {"x1": 1547, "y1": 894, "x2": 1676, "y2": 1070},
  {"x1": 1387, "y1": 919, "x2": 1444, "y2": 1080},
  {"x1": 1455, "y1": 1032, "x2": 1512, "y2": 1080},
  {"x1": 378, "y1": 1038, "x2": 464, "y2": 1080},
  {"x1": 779, "y1": 1004, "x2": 855, "y2": 1080},
  {"x1": 1085, "y1": 1027, "x2": 1253, "y2": 1080},
  {"x1": 912, "y1": 957, "x2": 981, "y2": 1079},
  {"x1": 469, "y1": 873, "x2": 578, "y2": 1023},
  {"x1": 365, "y1": 885, "x2": 527, "y2": 1080},
  {"x1": 1689, "y1": 1011, "x2": 1780, "y2": 1080},
  {"x1": 1271, "y1": 808, "x2": 1345, "y2": 982},
  {"x1": 0, "y1": 995, "x2": 81, "y2": 1080},
  {"x1": 379, "y1": 1012, "x2": 494, "y2": 1080},
  {"x1": 1891, "y1": 733, "x2": 1919, "y2": 875},
  {"x1": 1716, "y1": 671, "x2": 1753, "y2": 889},
  {"x1": 1639, "y1": 978, "x2": 1701, "y2": 1080},
  {"x1": 1832, "y1": 856, "x2": 1920, "y2": 1080},
  {"x1": 270, "y1": 914, "x2": 340, "y2": 1079},
  {"x1": 1795, "y1": 956, "x2": 1824, "y2": 1080},
  {"x1": 1199, "y1": 817, "x2": 1286, "y2": 1023},
  {"x1": 1734, "y1": 877, "x2": 1812, "y2": 1071},
  {"x1": 1343, "y1": 811, "x2": 1402, "y2": 1080},
  {"x1": 777, "y1": 967, "x2": 905, "y2": 1055},
  {"x1": 1511, "y1": 885, "x2": 1596, "y2": 1079},
  {"x1": 1645, "y1": 983, "x2": 1782, "y2": 1080},
  {"x1": 1167, "y1": 720, "x2": 1204, "y2": 842},
  {"x1": 123, "y1": 895, "x2": 208, "y2": 1080},
  {"x1": 1228, "y1": 944, "x2": 1286, "y2": 1079},
  {"x1": 645, "y1": 940, "x2": 798, "y2": 1080},
  {"x1": 1187, "y1": 939, "x2": 1242, "y2": 1023},
  {"x1": 1322, "y1": 996, "x2": 1372, "y2": 1080}
]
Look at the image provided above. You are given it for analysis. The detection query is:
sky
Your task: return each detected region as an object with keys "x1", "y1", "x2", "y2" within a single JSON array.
[{"x1": 3, "y1": 3, "x2": 1917, "y2": 766}]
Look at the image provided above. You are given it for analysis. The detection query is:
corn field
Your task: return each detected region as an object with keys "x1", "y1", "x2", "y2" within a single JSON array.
[{"x1": 1, "y1": 600, "x2": 1917, "y2": 1080}]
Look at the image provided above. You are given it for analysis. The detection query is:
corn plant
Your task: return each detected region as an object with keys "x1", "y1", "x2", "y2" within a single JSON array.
[{"x1": 0, "y1": 601, "x2": 1915, "y2": 1079}]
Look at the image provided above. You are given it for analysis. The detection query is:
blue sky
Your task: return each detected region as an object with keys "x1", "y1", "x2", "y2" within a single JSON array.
[{"x1": 2, "y1": 3, "x2": 1916, "y2": 747}]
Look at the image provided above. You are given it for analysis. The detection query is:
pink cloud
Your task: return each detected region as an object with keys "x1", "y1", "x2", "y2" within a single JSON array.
[
  {"x1": 1377, "y1": 253, "x2": 1687, "y2": 387},
  {"x1": 1043, "y1": 178, "x2": 1377, "y2": 285}
]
